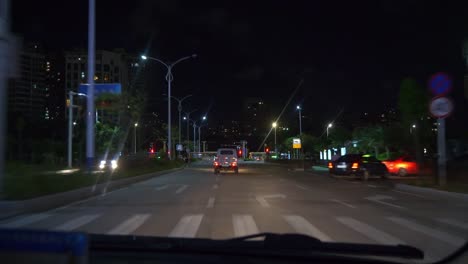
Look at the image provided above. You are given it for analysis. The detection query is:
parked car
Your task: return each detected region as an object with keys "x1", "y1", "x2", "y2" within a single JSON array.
[
  {"x1": 328, "y1": 154, "x2": 388, "y2": 180},
  {"x1": 382, "y1": 156, "x2": 419, "y2": 176},
  {"x1": 214, "y1": 148, "x2": 239, "y2": 174}
]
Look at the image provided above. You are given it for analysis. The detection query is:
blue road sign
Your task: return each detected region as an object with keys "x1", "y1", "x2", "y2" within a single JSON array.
[
  {"x1": 429, "y1": 72, "x2": 452, "y2": 96},
  {"x1": 78, "y1": 83, "x2": 121, "y2": 96}
]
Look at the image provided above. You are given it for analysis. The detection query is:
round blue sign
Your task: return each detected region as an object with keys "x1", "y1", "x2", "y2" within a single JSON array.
[{"x1": 429, "y1": 72, "x2": 452, "y2": 96}]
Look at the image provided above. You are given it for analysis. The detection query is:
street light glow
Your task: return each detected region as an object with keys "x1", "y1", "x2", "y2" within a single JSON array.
[
  {"x1": 296, "y1": 105, "x2": 301, "y2": 110},
  {"x1": 183, "y1": 116, "x2": 187, "y2": 120},
  {"x1": 412, "y1": 124, "x2": 416, "y2": 128},
  {"x1": 328, "y1": 123, "x2": 333, "y2": 128},
  {"x1": 202, "y1": 116, "x2": 206, "y2": 120},
  {"x1": 134, "y1": 123, "x2": 138, "y2": 127},
  {"x1": 141, "y1": 55, "x2": 147, "y2": 60},
  {"x1": 272, "y1": 122, "x2": 277, "y2": 128}
]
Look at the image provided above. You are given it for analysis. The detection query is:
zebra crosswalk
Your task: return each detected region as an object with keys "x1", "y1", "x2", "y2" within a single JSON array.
[{"x1": 0, "y1": 212, "x2": 466, "y2": 261}]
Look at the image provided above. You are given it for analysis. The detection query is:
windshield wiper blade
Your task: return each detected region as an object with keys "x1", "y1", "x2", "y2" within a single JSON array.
[
  {"x1": 90, "y1": 233, "x2": 424, "y2": 259},
  {"x1": 226, "y1": 233, "x2": 423, "y2": 259}
]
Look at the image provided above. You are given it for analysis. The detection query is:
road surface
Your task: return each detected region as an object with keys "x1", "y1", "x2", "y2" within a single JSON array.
[{"x1": 1, "y1": 162, "x2": 467, "y2": 262}]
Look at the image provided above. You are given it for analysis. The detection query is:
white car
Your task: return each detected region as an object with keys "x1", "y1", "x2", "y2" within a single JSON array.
[{"x1": 213, "y1": 148, "x2": 239, "y2": 174}]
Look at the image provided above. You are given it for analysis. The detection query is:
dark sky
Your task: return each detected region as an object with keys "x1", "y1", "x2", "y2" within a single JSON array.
[{"x1": 11, "y1": 0, "x2": 468, "y2": 134}]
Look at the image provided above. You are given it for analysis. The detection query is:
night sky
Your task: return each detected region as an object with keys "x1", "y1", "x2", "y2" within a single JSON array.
[{"x1": 11, "y1": 0, "x2": 468, "y2": 135}]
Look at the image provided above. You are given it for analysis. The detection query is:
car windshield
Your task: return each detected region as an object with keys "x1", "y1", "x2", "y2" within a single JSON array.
[{"x1": 1, "y1": 1, "x2": 468, "y2": 263}]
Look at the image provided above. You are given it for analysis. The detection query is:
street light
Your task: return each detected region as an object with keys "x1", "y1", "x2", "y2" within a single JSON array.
[
  {"x1": 326, "y1": 123, "x2": 333, "y2": 138},
  {"x1": 141, "y1": 53, "x2": 197, "y2": 159},
  {"x1": 67, "y1": 91, "x2": 87, "y2": 168},
  {"x1": 272, "y1": 122, "x2": 277, "y2": 154},
  {"x1": 183, "y1": 109, "x2": 197, "y2": 151},
  {"x1": 410, "y1": 124, "x2": 416, "y2": 134},
  {"x1": 170, "y1": 94, "x2": 192, "y2": 152},
  {"x1": 134, "y1": 123, "x2": 138, "y2": 154},
  {"x1": 297, "y1": 105, "x2": 303, "y2": 160},
  {"x1": 198, "y1": 116, "x2": 207, "y2": 153}
]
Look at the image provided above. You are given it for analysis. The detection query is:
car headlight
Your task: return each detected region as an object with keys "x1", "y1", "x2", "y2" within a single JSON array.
[
  {"x1": 111, "y1": 160, "x2": 118, "y2": 169},
  {"x1": 99, "y1": 160, "x2": 106, "y2": 169}
]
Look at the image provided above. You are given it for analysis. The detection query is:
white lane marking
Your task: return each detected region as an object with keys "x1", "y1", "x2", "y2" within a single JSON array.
[
  {"x1": 55, "y1": 214, "x2": 100, "y2": 231},
  {"x1": 233, "y1": 215, "x2": 259, "y2": 237},
  {"x1": 175, "y1": 185, "x2": 188, "y2": 194},
  {"x1": 283, "y1": 215, "x2": 332, "y2": 242},
  {"x1": 169, "y1": 214, "x2": 203, "y2": 238},
  {"x1": 436, "y1": 218, "x2": 468, "y2": 230},
  {"x1": 391, "y1": 190, "x2": 427, "y2": 199},
  {"x1": 365, "y1": 195, "x2": 405, "y2": 209},
  {"x1": 256, "y1": 196, "x2": 270, "y2": 207},
  {"x1": 337, "y1": 217, "x2": 404, "y2": 245},
  {"x1": 0, "y1": 213, "x2": 51, "y2": 228},
  {"x1": 367, "y1": 184, "x2": 377, "y2": 188},
  {"x1": 212, "y1": 184, "x2": 219, "y2": 189},
  {"x1": 350, "y1": 181, "x2": 359, "y2": 184},
  {"x1": 330, "y1": 199, "x2": 356, "y2": 209},
  {"x1": 388, "y1": 217, "x2": 465, "y2": 246},
  {"x1": 296, "y1": 184, "x2": 309, "y2": 190},
  {"x1": 155, "y1": 185, "x2": 169, "y2": 191},
  {"x1": 206, "y1": 197, "x2": 215, "y2": 208},
  {"x1": 107, "y1": 214, "x2": 150, "y2": 235}
]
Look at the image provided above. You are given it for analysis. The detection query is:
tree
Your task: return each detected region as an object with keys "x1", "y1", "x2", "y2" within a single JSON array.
[{"x1": 398, "y1": 78, "x2": 428, "y2": 126}]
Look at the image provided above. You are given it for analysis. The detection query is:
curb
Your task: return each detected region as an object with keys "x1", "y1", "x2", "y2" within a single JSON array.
[
  {"x1": 0, "y1": 167, "x2": 183, "y2": 220},
  {"x1": 395, "y1": 183, "x2": 468, "y2": 201}
]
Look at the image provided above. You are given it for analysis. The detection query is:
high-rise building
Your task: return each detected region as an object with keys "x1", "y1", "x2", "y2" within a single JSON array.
[
  {"x1": 44, "y1": 51, "x2": 65, "y2": 121},
  {"x1": 8, "y1": 42, "x2": 47, "y2": 120}
]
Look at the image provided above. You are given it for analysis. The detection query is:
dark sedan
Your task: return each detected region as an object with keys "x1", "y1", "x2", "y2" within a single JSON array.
[{"x1": 328, "y1": 154, "x2": 389, "y2": 180}]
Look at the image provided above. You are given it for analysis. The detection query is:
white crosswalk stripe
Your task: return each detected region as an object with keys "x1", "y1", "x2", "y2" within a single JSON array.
[
  {"x1": 388, "y1": 217, "x2": 465, "y2": 246},
  {"x1": 169, "y1": 215, "x2": 203, "y2": 238},
  {"x1": 107, "y1": 214, "x2": 150, "y2": 235},
  {"x1": 54, "y1": 214, "x2": 100, "y2": 231},
  {"x1": 175, "y1": 185, "x2": 188, "y2": 194},
  {"x1": 436, "y1": 218, "x2": 468, "y2": 230},
  {"x1": 233, "y1": 215, "x2": 259, "y2": 237},
  {"x1": 283, "y1": 215, "x2": 332, "y2": 242},
  {"x1": 0, "y1": 213, "x2": 51, "y2": 228},
  {"x1": 337, "y1": 217, "x2": 404, "y2": 245}
]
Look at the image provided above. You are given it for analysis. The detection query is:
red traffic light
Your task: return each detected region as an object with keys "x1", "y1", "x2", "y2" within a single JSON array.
[
  {"x1": 238, "y1": 150, "x2": 242, "y2": 156},
  {"x1": 265, "y1": 148, "x2": 270, "y2": 153}
]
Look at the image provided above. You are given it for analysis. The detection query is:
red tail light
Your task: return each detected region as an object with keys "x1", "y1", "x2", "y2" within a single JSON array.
[
  {"x1": 328, "y1": 162, "x2": 333, "y2": 169},
  {"x1": 214, "y1": 161, "x2": 219, "y2": 166},
  {"x1": 231, "y1": 162, "x2": 237, "y2": 166},
  {"x1": 351, "y1": 163, "x2": 359, "y2": 169}
]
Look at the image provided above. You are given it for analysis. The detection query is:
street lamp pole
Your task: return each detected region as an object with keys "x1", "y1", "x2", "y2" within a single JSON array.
[
  {"x1": 198, "y1": 116, "x2": 207, "y2": 153},
  {"x1": 86, "y1": 0, "x2": 96, "y2": 171},
  {"x1": 327, "y1": 123, "x2": 333, "y2": 138},
  {"x1": 171, "y1": 95, "x2": 192, "y2": 152},
  {"x1": 141, "y1": 54, "x2": 197, "y2": 160},
  {"x1": 297, "y1": 105, "x2": 303, "y2": 161},
  {"x1": 134, "y1": 123, "x2": 138, "y2": 154},
  {"x1": 272, "y1": 122, "x2": 277, "y2": 154},
  {"x1": 68, "y1": 91, "x2": 86, "y2": 168},
  {"x1": 184, "y1": 109, "x2": 197, "y2": 150}
]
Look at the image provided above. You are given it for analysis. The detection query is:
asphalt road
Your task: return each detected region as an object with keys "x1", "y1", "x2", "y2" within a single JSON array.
[{"x1": 1, "y1": 162, "x2": 468, "y2": 262}]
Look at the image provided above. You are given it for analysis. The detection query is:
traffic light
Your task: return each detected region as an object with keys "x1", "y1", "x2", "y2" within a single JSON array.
[
  {"x1": 265, "y1": 147, "x2": 270, "y2": 153},
  {"x1": 238, "y1": 149, "x2": 242, "y2": 156}
]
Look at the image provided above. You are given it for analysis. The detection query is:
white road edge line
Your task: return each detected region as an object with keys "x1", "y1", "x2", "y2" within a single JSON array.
[
  {"x1": 337, "y1": 217, "x2": 404, "y2": 245},
  {"x1": 436, "y1": 218, "x2": 468, "y2": 230},
  {"x1": 169, "y1": 215, "x2": 204, "y2": 238},
  {"x1": 388, "y1": 217, "x2": 465, "y2": 246},
  {"x1": 207, "y1": 197, "x2": 215, "y2": 208},
  {"x1": 107, "y1": 214, "x2": 150, "y2": 235},
  {"x1": 296, "y1": 184, "x2": 308, "y2": 190},
  {"x1": 330, "y1": 199, "x2": 356, "y2": 209},
  {"x1": 155, "y1": 185, "x2": 169, "y2": 191},
  {"x1": 175, "y1": 185, "x2": 188, "y2": 194},
  {"x1": 391, "y1": 190, "x2": 427, "y2": 199},
  {"x1": 233, "y1": 215, "x2": 259, "y2": 237},
  {"x1": 283, "y1": 215, "x2": 332, "y2": 242},
  {"x1": 367, "y1": 184, "x2": 377, "y2": 188}
]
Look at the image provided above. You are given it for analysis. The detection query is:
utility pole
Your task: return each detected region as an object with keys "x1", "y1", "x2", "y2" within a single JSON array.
[
  {"x1": 0, "y1": 0, "x2": 11, "y2": 195},
  {"x1": 86, "y1": 0, "x2": 96, "y2": 171}
]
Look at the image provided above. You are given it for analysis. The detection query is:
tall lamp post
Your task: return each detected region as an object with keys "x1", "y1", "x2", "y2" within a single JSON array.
[
  {"x1": 297, "y1": 105, "x2": 303, "y2": 161},
  {"x1": 68, "y1": 91, "x2": 87, "y2": 168},
  {"x1": 141, "y1": 54, "x2": 197, "y2": 160},
  {"x1": 183, "y1": 109, "x2": 197, "y2": 150},
  {"x1": 198, "y1": 116, "x2": 207, "y2": 154},
  {"x1": 272, "y1": 122, "x2": 277, "y2": 154},
  {"x1": 171, "y1": 95, "x2": 192, "y2": 152},
  {"x1": 134, "y1": 123, "x2": 138, "y2": 154},
  {"x1": 326, "y1": 123, "x2": 333, "y2": 138}
]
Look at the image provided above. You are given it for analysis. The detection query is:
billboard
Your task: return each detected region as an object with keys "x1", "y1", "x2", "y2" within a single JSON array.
[{"x1": 78, "y1": 83, "x2": 121, "y2": 96}]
